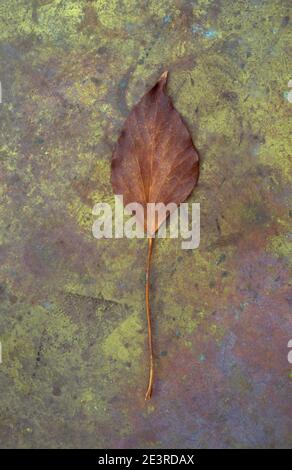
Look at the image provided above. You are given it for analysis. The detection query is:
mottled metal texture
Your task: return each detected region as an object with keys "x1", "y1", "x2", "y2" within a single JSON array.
[{"x1": 0, "y1": 0, "x2": 291, "y2": 449}]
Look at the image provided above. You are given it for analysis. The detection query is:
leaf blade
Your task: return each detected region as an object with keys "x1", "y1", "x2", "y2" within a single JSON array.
[{"x1": 111, "y1": 71, "x2": 199, "y2": 233}]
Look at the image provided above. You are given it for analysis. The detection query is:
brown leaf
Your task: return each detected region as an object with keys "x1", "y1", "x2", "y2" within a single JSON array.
[
  {"x1": 110, "y1": 71, "x2": 200, "y2": 400},
  {"x1": 111, "y1": 71, "x2": 199, "y2": 234}
]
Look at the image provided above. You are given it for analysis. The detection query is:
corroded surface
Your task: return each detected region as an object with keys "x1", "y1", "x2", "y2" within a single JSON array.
[{"x1": 0, "y1": 0, "x2": 291, "y2": 448}]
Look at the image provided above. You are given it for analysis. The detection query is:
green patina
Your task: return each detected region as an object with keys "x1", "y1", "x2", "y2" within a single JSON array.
[{"x1": 0, "y1": 0, "x2": 291, "y2": 449}]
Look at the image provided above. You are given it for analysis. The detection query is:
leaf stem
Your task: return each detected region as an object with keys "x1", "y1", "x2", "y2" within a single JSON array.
[{"x1": 145, "y1": 236, "x2": 154, "y2": 400}]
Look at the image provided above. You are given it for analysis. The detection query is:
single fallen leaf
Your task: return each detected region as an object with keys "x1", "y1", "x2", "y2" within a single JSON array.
[{"x1": 111, "y1": 71, "x2": 199, "y2": 399}]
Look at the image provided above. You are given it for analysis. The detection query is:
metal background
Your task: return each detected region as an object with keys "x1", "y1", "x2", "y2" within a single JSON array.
[{"x1": 0, "y1": 0, "x2": 291, "y2": 448}]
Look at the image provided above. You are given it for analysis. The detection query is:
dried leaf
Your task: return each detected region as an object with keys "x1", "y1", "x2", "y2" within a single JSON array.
[
  {"x1": 111, "y1": 71, "x2": 199, "y2": 400},
  {"x1": 111, "y1": 71, "x2": 199, "y2": 234}
]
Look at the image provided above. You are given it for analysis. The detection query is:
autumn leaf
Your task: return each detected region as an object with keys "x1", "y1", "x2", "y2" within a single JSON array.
[{"x1": 111, "y1": 71, "x2": 199, "y2": 399}]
